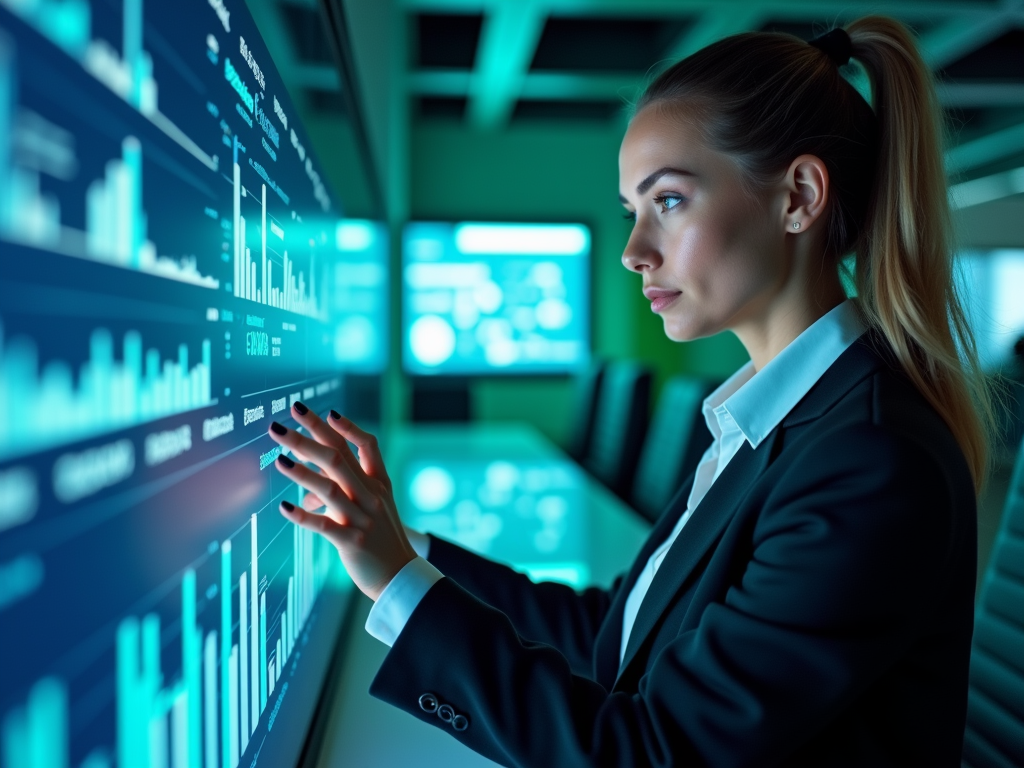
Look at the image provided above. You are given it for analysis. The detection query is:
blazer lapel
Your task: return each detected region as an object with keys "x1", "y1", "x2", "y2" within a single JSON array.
[
  {"x1": 592, "y1": 473, "x2": 697, "y2": 689},
  {"x1": 614, "y1": 428, "x2": 780, "y2": 685}
]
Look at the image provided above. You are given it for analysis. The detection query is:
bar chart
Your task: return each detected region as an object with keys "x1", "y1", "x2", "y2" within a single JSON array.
[
  {"x1": 0, "y1": 0, "x2": 217, "y2": 170},
  {"x1": 83, "y1": 137, "x2": 219, "y2": 287},
  {"x1": 0, "y1": 38, "x2": 219, "y2": 287},
  {"x1": 0, "y1": 678, "x2": 70, "y2": 768},
  {"x1": 0, "y1": 320, "x2": 213, "y2": 460},
  {"x1": 230, "y1": 138, "x2": 322, "y2": 318},
  {"x1": 1, "y1": 506, "x2": 339, "y2": 768}
]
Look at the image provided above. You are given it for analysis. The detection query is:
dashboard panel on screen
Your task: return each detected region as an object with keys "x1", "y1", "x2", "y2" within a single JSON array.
[
  {"x1": 402, "y1": 222, "x2": 591, "y2": 375},
  {"x1": 0, "y1": 1, "x2": 378, "y2": 767}
]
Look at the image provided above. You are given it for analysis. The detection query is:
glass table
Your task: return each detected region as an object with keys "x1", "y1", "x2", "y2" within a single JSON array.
[{"x1": 312, "y1": 422, "x2": 650, "y2": 768}]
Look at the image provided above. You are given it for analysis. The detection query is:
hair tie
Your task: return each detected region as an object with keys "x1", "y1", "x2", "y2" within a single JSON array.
[{"x1": 809, "y1": 28, "x2": 852, "y2": 67}]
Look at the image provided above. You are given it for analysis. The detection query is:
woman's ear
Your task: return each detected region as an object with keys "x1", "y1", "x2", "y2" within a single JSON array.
[{"x1": 783, "y1": 154, "x2": 829, "y2": 232}]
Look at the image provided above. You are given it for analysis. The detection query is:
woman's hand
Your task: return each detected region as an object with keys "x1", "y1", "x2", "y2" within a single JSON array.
[{"x1": 267, "y1": 403, "x2": 416, "y2": 602}]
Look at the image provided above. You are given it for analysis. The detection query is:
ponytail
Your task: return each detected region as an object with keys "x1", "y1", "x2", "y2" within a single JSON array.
[
  {"x1": 636, "y1": 15, "x2": 994, "y2": 492},
  {"x1": 848, "y1": 16, "x2": 993, "y2": 492}
]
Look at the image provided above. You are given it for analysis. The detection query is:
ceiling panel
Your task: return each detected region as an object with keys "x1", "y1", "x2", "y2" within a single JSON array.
[
  {"x1": 416, "y1": 95, "x2": 469, "y2": 119},
  {"x1": 415, "y1": 13, "x2": 485, "y2": 68},
  {"x1": 253, "y1": 0, "x2": 1024, "y2": 193},
  {"x1": 939, "y1": 27, "x2": 1024, "y2": 81},
  {"x1": 529, "y1": 16, "x2": 692, "y2": 72}
]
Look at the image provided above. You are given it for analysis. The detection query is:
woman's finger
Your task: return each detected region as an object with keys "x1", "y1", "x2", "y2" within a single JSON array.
[
  {"x1": 274, "y1": 454, "x2": 371, "y2": 528},
  {"x1": 326, "y1": 411, "x2": 391, "y2": 490},
  {"x1": 268, "y1": 420, "x2": 368, "y2": 504},
  {"x1": 279, "y1": 501, "x2": 361, "y2": 546},
  {"x1": 291, "y1": 402, "x2": 364, "y2": 477},
  {"x1": 301, "y1": 491, "x2": 325, "y2": 511}
]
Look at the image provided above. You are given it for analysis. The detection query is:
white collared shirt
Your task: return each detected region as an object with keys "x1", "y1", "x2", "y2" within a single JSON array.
[
  {"x1": 618, "y1": 299, "x2": 866, "y2": 663},
  {"x1": 367, "y1": 300, "x2": 867, "y2": 658}
]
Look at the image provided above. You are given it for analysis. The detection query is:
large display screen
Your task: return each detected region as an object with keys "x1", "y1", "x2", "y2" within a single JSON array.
[
  {"x1": 0, "y1": 1, "x2": 378, "y2": 767},
  {"x1": 402, "y1": 221, "x2": 591, "y2": 375}
]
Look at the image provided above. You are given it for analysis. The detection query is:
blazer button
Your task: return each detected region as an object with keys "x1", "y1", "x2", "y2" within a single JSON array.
[
  {"x1": 418, "y1": 693, "x2": 438, "y2": 714},
  {"x1": 437, "y1": 704, "x2": 455, "y2": 723},
  {"x1": 452, "y1": 714, "x2": 469, "y2": 732}
]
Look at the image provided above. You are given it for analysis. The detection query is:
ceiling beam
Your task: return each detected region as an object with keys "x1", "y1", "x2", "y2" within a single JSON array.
[
  {"x1": 949, "y1": 166, "x2": 1024, "y2": 209},
  {"x1": 919, "y1": 0, "x2": 1024, "y2": 69},
  {"x1": 937, "y1": 82, "x2": 1024, "y2": 108},
  {"x1": 413, "y1": 68, "x2": 1024, "y2": 111},
  {"x1": 467, "y1": 0, "x2": 546, "y2": 129},
  {"x1": 946, "y1": 123, "x2": 1024, "y2": 176},
  {"x1": 412, "y1": 69, "x2": 640, "y2": 100},
  {"x1": 401, "y1": 0, "x2": 1005, "y2": 21},
  {"x1": 663, "y1": 7, "x2": 766, "y2": 63}
]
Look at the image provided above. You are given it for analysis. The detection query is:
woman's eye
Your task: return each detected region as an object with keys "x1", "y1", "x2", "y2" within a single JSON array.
[
  {"x1": 655, "y1": 195, "x2": 684, "y2": 212},
  {"x1": 622, "y1": 211, "x2": 636, "y2": 222}
]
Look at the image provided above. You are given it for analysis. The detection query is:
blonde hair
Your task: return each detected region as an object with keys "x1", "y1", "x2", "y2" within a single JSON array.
[
  {"x1": 637, "y1": 15, "x2": 994, "y2": 492},
  {"x1": 847, "y1": 17, "x2": 993, "y2": 492}
]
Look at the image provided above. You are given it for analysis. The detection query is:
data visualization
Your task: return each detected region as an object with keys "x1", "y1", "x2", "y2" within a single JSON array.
[
  {"x1": 0, "y1": 1, "x2": 382, "y2": 767},
  {"x1": 403, "y1": 222, "x2": 591, "y2": 375}
]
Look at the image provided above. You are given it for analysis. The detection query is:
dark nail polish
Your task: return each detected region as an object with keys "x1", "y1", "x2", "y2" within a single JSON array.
[
  {"x1": 293, "y1": 401, "x2": 308, "y2": 415},
  {"x1": 281, "y1": 500, "x2": 295, "y2": 512},
  {"x1": 277, "y1": 454, "x2": 295, "y2": 468},
  {"x1": 329, "y1": 409, "x2": 341, "y2": 420},
  {"x1": 270, "y1": 421, "x2": 287, "y2": 435}
]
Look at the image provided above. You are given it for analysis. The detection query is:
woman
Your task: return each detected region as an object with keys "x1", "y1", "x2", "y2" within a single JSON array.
[{"x1": 267, "y1": 16, "x2": 991, "y2": 767}]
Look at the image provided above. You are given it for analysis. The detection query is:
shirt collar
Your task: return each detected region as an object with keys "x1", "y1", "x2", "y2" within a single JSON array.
[{"x1": 702, "y1": 299, "x2": 867, "y2": 448}]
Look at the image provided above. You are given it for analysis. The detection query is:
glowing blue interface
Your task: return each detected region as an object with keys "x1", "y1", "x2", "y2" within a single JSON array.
[
  {"x1": 0, "y1": 2, "x2": 381, "y2": 767},
  {"x1": 398, "y1": 459, "x2": 590, "y2": 587},
  {"x1": 402, "y1": 222, "x2": 591, "y2": 375}
]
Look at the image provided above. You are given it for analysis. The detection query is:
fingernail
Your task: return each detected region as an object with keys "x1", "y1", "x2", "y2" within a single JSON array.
[
  {"x1": 293, "y1": 401, "x2": 308, "y2": 415},
  {"x1": 329, "y1": 409, "x2": 342, "y2": 420},
  {"x1": 281, "y1": 500, "x2": 295, "y2": 512},
  {"x1": 270, "y1": 421, "x2": 287, "y2": 435},
  {"x1": 277, "y1": 454, "x2": 295, "y2": 468}
]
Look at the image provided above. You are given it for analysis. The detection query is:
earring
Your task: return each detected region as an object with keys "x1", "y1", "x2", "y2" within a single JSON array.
[{"x1": 792, "y1": 221, "x2": 801, "y2": 230}]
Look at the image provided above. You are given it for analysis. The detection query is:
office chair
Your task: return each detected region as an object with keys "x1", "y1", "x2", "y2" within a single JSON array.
[
  {"x1": 630, "y1": 375, "x2": 717, "y2": 523},
  {"x1": 962, "y1": 438, "x2": 1024, "y2": 768},
  {"x1": 581, "y1": 360, "x2": 651, "y2": 500},
  {"x1": 565, "y1": 360, "x2": 607, "y2": 462}
]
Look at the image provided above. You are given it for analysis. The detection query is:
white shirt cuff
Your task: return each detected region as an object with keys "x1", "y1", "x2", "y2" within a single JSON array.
[
  {"x1": 365, "y1": 556, "x2": 444, "y2": 647},
  {"x1": 405, "y1": 527, "x2": 431, "y2": 559}
]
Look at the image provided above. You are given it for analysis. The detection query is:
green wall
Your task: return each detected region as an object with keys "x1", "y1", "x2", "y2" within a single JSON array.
[{"x1": 409, "y1": 119, "x2": 749, "y2": 446}]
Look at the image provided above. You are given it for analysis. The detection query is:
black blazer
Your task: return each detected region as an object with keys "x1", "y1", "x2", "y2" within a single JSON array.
[{"x1": 369, "y1": 332, "x2": 977, "y2": 767}]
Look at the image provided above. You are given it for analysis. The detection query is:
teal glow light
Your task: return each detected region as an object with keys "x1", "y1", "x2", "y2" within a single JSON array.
[
  {"x1": 454, "y1": 223, "x2": 590, "y2": 256},
  {"x1": 409, "y1": 465, "x2": 456, "y2": 512},
  {"x1": 515, "y1": 562, "x2": 591, "y2": 588},
  {"x1": 336, "y1": 219, "x2": 375, "y2": 251}
]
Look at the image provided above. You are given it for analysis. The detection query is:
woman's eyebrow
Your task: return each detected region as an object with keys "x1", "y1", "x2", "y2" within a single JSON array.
[
  {"x1": 636, "y1": 166, "x2": 697, "y2": 195},
  {"x1": 619, "y1": 166, "x2": 698, "y2": 203}
]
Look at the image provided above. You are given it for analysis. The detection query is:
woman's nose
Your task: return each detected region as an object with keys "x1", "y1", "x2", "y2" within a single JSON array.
[{"x1": 621, "y1": 227, "x2": 661, "y2": 273}]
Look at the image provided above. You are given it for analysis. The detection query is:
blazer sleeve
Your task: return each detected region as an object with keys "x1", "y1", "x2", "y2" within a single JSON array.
[
  {"x1": 370, "y1": 424, "x2": 970, "y2": 768},
  {"x1": 425, "y1": 534, "x2": 622, "y2": 675}
]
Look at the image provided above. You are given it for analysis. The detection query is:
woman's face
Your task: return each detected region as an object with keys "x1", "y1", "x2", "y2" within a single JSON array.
[{"x1": 618, "y1": 105, "x2": 788, "y2": 343}]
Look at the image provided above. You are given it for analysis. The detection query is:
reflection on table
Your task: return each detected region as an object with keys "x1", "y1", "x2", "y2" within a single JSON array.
[{"x1": 385, "y1": 422, "x2": 651, "y2": 588}]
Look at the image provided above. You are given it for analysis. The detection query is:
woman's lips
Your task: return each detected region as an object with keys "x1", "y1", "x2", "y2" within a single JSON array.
[{"x1": 643, "y1": 288, "x2": 682, "y2": 313}]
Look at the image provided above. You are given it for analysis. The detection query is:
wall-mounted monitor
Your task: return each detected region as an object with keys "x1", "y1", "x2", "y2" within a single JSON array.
[
  {"x1": 402, "y1": 222, "x2": 591, "y2": 375},
  {"x1": 333, "y1": 219, "x2": 389, "y2": 374}
]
